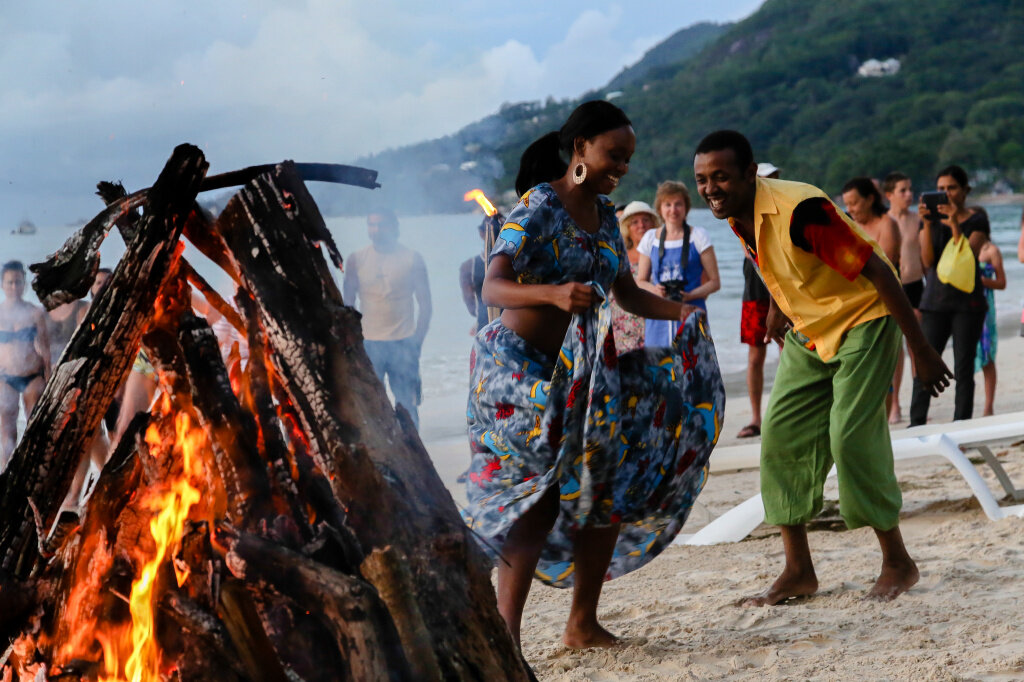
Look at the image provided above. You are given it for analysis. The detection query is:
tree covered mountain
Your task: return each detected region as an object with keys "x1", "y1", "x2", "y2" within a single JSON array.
[
  {"x1": 604, "y1": 22, "x2": 729, "y2": 92},
  {"x1": 609, "y1": 0, "x2": 1024, "y2": 200},
  {"x1": 320, "y1": 0, "x2": 1024, "y2": 215}
]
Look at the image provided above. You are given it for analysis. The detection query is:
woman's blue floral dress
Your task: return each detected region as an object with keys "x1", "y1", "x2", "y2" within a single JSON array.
[{"x1": 463, "y1": 184, "x2": 725, "y2": 588}]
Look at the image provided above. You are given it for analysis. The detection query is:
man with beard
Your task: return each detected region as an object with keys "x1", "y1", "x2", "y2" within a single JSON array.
[
  {"x1": 693, "y1": 130, "x2": 951, "y2": 604},
  {"x1": 343, "y1": 209, "x2": 432, "y2": 428}
]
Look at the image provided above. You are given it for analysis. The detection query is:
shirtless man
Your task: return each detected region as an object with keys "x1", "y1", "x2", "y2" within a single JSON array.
[
  {"x1": 884, "y1": 172, "x2": 925, "y2": 422},
  {"x1": 0, "y1": 261, "x2": 51, "y2": 469}
]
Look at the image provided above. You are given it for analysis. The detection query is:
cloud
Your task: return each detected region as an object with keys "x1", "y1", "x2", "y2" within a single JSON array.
[{"x1": 0, "y1": 1, "x2": 764, "y2": 225}]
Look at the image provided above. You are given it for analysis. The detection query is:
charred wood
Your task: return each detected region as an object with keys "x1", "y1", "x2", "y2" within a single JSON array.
[
  {"x1": 30, "y1": 162, "x2": 370, "y2": 310},
  {"x1": 216, "y1": 579, "x2": 291, "y2": 682},
  {"x1": 242, "y1": 281, "x2": 361, "y2": 569},
  {"x1": 28, "y1": 192, "x2": 148, "y2": 309},
  {"x1": 95, "y1": 180, "x2": 143, "y2": 243},
  {"x1": 0, "y1": 144, "x2": 209, "y2": 579},
  {"x1": 182, "y1": 259, "x2": 246, "y2": 334},
  {"x1": 176, "y1": 311, "x2": 276, "y2": 530},
  {"x1": 360, "y1": 546, "x2": 442, "y2": 682},
  {"x1": 160, "y1": 592, "x2": 247, "y2": 682},
  {"x1": 4, "y1": 149, "x2": 535, "y2": 682},
  {"x1": 233, "y1": 291, "x2": 311, "y2": 537},
  {"x1": 215, "y1": 162, "x2": 533, "y2": 680},
  {"x1": 219, "y1": 527, "x2": 412, "y2": 682}
]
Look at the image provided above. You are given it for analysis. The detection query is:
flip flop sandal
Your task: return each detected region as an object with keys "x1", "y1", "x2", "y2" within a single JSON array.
[{"x1": 736, "y1": 423, "x2": 761, "y2": 438}]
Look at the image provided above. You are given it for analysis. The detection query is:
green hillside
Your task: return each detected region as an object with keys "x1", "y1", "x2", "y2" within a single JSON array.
[
  {"x1": 330, "y1": 0, "x2": 1024, "y2": 215},
  {"x1": 605, "y1": 22, "x2": 729, "y2": 91},
  {"x1": 605, "y1": 0, "x2": 1024, "y2": 199}
]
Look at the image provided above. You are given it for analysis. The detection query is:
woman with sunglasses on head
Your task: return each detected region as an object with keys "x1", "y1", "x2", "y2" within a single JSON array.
[{"x1": 910, "y1": 165, "x2": 989, "y2": 425}]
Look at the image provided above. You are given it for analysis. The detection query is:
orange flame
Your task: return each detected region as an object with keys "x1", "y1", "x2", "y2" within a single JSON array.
[
  {"x1": 463, "y1": 189, "x2": 497, "y2": 216},
  {"x1": 95, "y1": 411, "x2": 205, "y2": 682}
]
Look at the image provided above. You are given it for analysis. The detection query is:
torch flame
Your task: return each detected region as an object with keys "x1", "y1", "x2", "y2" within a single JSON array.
[{"x1": 463, "y1": 189, "x2": 497, "y2": 217}]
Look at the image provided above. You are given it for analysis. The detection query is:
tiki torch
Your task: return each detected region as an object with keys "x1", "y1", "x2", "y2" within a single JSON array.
[{"x1": 463, "y1": 189, "x2": 503, "y2": 323}]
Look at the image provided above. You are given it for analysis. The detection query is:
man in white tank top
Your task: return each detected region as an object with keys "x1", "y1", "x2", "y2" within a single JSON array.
[{"x1": 343, "y1": 210, "x2": 432, "y2": 428}]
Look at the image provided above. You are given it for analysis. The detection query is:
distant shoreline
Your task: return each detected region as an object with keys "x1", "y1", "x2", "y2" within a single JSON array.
[{"x1": 978, "y1": 193, "x2": 1024, "y2": 206}]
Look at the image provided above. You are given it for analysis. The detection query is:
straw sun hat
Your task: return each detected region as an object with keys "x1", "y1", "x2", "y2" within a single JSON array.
[{"x1": 619, "y1": 200, "x2": 657, "y2": 223}]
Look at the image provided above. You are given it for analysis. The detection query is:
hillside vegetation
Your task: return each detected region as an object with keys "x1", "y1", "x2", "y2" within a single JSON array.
[
  {"x1": 331, "y1": 0, "x2": 1024, "y2": 214},
  {"x1": 607, "y1": 0, "x2": 1024, "y2": 199}
]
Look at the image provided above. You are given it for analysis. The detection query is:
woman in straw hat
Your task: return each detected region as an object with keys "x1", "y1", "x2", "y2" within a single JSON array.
[{"x1": 610, "y1": 200, "x2": 657, "y2": 353}]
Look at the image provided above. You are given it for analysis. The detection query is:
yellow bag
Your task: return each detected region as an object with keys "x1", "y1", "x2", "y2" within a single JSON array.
[{"x1": 936, "y1": 235, "x2": 975, "y2": 293}]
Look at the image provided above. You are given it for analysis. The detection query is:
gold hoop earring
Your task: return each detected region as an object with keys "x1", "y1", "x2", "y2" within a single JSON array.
[{"x1": 572, "y1": 162, "x2": 587, "y2": 185}]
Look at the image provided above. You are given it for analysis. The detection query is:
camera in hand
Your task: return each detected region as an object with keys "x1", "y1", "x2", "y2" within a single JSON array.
[{"x1": 661, "y1": 279, "x2": 688, "y2": 302}]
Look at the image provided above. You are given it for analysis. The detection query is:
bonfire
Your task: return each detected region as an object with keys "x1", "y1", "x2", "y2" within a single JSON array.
[{"x1": 0, "y1": 145, "x2": 534, "y2": 681}]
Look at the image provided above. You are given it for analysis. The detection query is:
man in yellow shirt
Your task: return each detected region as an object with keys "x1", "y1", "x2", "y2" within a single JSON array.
[{"x1": 693, "y1": 131, "x2": 951, "y2": 604}]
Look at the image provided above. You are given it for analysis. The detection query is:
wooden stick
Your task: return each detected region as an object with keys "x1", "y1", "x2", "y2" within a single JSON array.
[{"x1": 360, "y1": 546, "x2": 442, "y2": 682}]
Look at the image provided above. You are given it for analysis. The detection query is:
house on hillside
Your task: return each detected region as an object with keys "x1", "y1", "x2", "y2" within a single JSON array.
[{"x1": 857, "y1": 58, "x2": 900, "y2": 77}]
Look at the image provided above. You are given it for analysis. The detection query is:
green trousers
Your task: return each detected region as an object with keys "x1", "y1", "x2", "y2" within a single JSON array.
[{"x1": 761, "y1": 316, "x2": 903, "y2": 530}]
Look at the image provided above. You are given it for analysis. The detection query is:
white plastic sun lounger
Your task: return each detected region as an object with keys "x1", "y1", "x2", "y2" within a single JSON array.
[{"x1": 681, "y1": 411, "x2": 1024, "y2": 546}]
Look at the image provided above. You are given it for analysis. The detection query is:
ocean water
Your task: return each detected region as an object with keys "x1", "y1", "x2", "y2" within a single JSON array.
[
  {"x1": 4, "y1": 202, "x2": 1023, "y2": 446},
  {"x1": 325, "y1": 203, "x2": 1024, "y2": 398}
]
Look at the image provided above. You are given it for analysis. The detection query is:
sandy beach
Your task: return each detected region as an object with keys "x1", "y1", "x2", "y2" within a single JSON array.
[
  {"x1": 517, "y1": 324, "x2": 1024, "y2": 681},
  {"x1": 428, "y1": 322, "x2": 1024, "y2": 680}
]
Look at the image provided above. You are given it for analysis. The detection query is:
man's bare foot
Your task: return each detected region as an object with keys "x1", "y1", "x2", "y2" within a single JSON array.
[
  {"x1": 563, "y1": 618, "x2": 619, "y2": 649},
  {"x1": 867, "y1": 558, "x2": 919, "y2": 601},
  {"x1": 742, "y1": 568, "x2": 818, "y2": 606}
]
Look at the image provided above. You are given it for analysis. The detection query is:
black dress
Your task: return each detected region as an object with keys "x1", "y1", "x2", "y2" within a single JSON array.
[{"x1": 909, "y1": 211, "x2": 988, "y2": 425}]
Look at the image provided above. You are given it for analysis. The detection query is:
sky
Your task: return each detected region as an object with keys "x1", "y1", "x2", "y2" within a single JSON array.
[{"x1": 0, "y1": 0, "x2": 762, "y2": 229}]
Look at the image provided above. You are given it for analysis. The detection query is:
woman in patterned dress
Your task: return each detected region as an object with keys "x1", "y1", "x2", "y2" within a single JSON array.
[
  {"x1": 464, "y1": 101, "x2": 724, "y2": 648},
  {"x1": 610, "y1": 200, "x2": 657, "y2": 353}
]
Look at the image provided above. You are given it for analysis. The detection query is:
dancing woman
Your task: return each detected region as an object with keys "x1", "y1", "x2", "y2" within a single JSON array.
[{"x1": 464, "y1": 101, "x2": 723, "y2": 648}]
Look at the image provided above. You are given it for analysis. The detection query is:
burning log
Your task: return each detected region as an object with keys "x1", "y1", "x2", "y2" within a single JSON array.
[
  {"x1": 0, "y1": 143, "x2": 209, "y2": 577},
  {"x1": 217, "y1": 163, "x2": 532, "y2": 679},
  {"x1": 0, "y1": 149, "x2": 534, "y2": 681}
]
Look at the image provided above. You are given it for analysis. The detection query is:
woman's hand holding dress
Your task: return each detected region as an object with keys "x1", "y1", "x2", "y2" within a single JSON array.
[{"x1": 551, "y1": 282, "x2": 596, "y2": 314}]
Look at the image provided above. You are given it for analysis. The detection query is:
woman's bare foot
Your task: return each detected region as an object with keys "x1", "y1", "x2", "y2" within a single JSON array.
[
  {"x1": 563, "y1": 617, "x2": 619, "y2": 649},
  {"x1": 742, "y1": 567, "x2": 818, "y2": 606},
  {"x1": 866, "y1": 557, "x2": 919, "y2": 601}
]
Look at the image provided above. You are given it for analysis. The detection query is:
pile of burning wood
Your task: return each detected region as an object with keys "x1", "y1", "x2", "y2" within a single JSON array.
[{"x1": 0, "y1": 145, "x2": 534, "y2": 681}]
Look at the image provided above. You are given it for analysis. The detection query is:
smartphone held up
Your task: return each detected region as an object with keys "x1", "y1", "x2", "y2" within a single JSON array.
[{"x1": 920, "y1": 190, "x2": 948, "y2": 222}]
